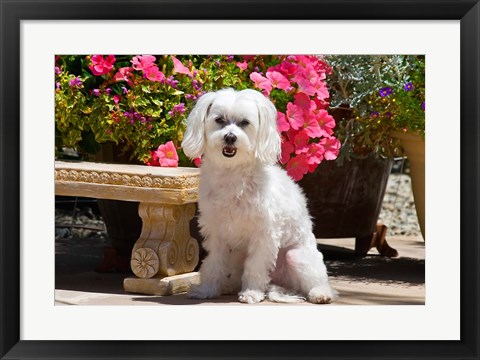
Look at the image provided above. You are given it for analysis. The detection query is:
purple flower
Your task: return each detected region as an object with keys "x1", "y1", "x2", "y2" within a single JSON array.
[
  {"x1": 56, "y1": 82, "x2": 61, "y2": 90},
  {"x1": 174, "y1": 103, "x2": 185, "y2": 113},
  {"x1": 168, "y1": 103, "x2": 186, "y2": 118},
  {"x1": 192, "y1": 79, "x2": 202, "y2": 91},
  {"x1": 421, "y1": 102, "x2": 425, "y2": 111},
  {"x1": 166, "y1": 76, "x2": 179, "y2": 89},
  {"x1": 379, "y1": 87, "x2": 393, "y2": 97},
  {"x1": 370, "y1": 111, "x2": 379, "y2": 118},
  {"x1": 93, "y1": 89, "x2": 100, "y2": 97},
  {"x1": 215, "y1": 60, "x2": 221, "y2": 67},
  {"x1": 404, "y1": 82, "x2": 414, "y2": 91},
  {"x1": 105, "y1": 88, "x2": 112, "y2": 95},
  {"x1": 55, "y1": 66, "x2": 61, "y2": 75},
  {"x1": 68, "y1": 77, "x2": 82, "y2": 88},
  {"x1": 122, "y1": 86, "x2": 128, "y2": 94}
]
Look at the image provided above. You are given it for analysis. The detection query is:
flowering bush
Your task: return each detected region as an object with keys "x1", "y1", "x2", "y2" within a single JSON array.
[
  {"x1": 56, "y1": 55, "x2": 213, "y2": 166},
  {"x1": 245, "y1": 55, "x2": 340, "y2": 180},
  {"x1": 325, "y1": 55, "x2": 425, "y2": 160},
  {"x1": 55, "y1": 55, "x2": 339, "y2": 181}
]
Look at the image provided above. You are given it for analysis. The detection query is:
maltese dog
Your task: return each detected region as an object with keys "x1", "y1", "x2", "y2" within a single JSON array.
[{"x1": 181, "y1": 88, "x2": 337, "y2": 304}]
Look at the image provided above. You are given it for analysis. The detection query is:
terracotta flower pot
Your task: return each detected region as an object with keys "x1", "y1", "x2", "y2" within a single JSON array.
[{"x1": 392, "y1": 131, "x2": 425, "y2": 239}]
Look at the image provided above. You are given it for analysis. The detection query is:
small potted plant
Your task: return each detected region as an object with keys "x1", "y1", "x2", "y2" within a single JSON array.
[
  {"x1": 308, "y1": 54, "x2": 425, "y2": 244},
  {"x1": 350, "y1": 55, "x2": 425, "y2": 238}
]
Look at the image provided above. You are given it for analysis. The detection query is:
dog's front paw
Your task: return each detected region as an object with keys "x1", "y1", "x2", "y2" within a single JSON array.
[
  {"x1": 238, "y1": 289, "x2": 265, "y2": 304},
  {"x1": 307, "y1": 285, "x2": 337, "y2": 304},
  {"x1": 188, "y1": 283, "x2": 221, "y2": 299}
]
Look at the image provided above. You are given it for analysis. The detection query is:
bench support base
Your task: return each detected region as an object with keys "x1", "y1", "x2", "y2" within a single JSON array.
[
  {"x1": 124, "y1": 202, "x2": 201, "y2": 295},
  {"x1": 124, "y1": 272, "x2": 200, "y2": 296}
]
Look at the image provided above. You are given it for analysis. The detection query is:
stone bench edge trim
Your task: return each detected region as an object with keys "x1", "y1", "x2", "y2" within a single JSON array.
[{"x1": 54, "y1": 168, "x2": 199, "y2": 190}]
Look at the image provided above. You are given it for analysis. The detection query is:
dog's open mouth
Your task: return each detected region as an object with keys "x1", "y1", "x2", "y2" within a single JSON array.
[{"x1": 222, "y1": 145, "x2": 237, "y2": 158}]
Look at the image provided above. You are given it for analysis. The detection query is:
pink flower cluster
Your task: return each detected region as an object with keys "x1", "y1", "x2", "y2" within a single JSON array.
[
  {"x1": 89, "y1": 54, "x2": 168, "y2": 83},
  {"x1": 89, "y1": 55, "x2": 116, "y2": 76},
  {"x1": 130, "y1": 55, "x2": 166, "y2": 82},
  {"x1": 249, "y1": 55, "x2": 340, "y2": 181},
  {"x1": 146, "y1": 141, "x2": 179, "y2": 167}
]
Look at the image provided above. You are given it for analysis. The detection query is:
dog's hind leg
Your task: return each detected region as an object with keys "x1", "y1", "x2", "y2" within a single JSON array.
[{"x1": 283, "y1": 245, "x2": 337, "y2": 304}]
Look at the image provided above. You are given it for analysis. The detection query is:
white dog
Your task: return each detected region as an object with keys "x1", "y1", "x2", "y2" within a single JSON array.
[{"x1": 181, "y1": 88, "x2": 337, "y2": 304}]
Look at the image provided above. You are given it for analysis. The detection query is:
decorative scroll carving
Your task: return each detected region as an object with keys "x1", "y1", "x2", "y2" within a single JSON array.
[
  {"x1": 54, "y1": 168, "x2": 199, "y2": 190},
  {"x1": 131, "y1": 203, "x2": 199, "y2": 278}
]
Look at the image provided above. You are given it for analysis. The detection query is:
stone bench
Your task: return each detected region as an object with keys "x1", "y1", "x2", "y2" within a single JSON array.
[{"x1": 54, "y1": 160, "x2": 201, "y2": 295}]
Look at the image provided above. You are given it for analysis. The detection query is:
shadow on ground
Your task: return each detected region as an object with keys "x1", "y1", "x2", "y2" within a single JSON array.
[{"x1": 55, "y1": 236, "x2": 425, "y2": 296}]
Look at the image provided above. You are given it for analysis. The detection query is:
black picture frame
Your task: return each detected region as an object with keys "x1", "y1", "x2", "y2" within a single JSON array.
[{"x1": 1, "y1": 1, "x2": 479, "y2": 359}]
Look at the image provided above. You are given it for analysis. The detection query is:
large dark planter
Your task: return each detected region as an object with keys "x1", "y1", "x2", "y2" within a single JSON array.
[
  {"x1": 97, "y1": 199, "x2": 142, "y2": 256},
  {"x1": 299, "y1": 155, "x2": 397, "y2": 256}
]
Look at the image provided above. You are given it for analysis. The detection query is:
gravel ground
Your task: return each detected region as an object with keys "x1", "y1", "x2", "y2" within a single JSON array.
[
  {"x1": 378, "y1": 174, "x2": 421, "y2": 236},
  {"x1": 54, "y1": 173, "x2": 421, "y2": 243}
]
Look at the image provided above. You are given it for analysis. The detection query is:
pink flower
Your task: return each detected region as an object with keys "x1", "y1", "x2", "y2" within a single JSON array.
[
  {"x1": 294, "y1": 92, "x2": 316, "y2": 113},
  {"x1": 171, "y1": 56, "x2": 191, "y2": 75},
  {"x1": 266, "y1": 71, "x2": 290, "y2": 91},
  {"x1": 113, "y1": 95, "x2": 121, "y2": 105},
  {"x1": 144, "y1": 66, "x2": 166, "y2": 82},
  {"x1": 320, "y1": 137, "x2": 341, "y2": 160},
  {"x1": 294, "y1": 65, "x2": 329, "y2": 99},
  {"x1": 89, "y1": 55, "x2": 116, "y2": 76},
  {"x1": 305, "y1": 143, "x2": 325, "y2": 165},
  {"x1": 145, "y1": 151, "x2": 160, "y2": 166},
  {"x1": 316, "y1": 110, "x2": 336, "y2": 137},
  {"x1": 286, "y1": 153, "x2": 310, "y2": 181},
  {"x1": 286, "y1": 102, "x2": 304, "y2": 130},
  {"x1": 296, "y1": 76, "x2": 318, "y2": 97},
  {"x1": 249, "y1": 72, "x2": 272, "y2": 94},
  {"x1": 193, "y1": 157, "x2": 202, "y2": 167},
  {"x1": 131, "y1": 55, "x2": 156, "y2": 72},
  {"x1": 114, "y1": 67, "x2": 134, "y2": 85},
  {"x1": 236, "y1": 61, "x2": 248, "y2": 71},
  {"x1": 155, "y1": 141, "x2": 179, "y2": 167},
  {"x1": 276, "y1": 111, "x2": 290, "y2": 132},
  {"x1": 301, "y1": 115, "x2": 323, "y2": 138},
  {"x1": 280, "y1": 136, "x2": 294, "y2": 165},
  {"x1": 293, "y1": 130, "x2": 310, "y2": 154},
  {"x1": 278, "y1": 61, "x2": 297, "y2": 77}
]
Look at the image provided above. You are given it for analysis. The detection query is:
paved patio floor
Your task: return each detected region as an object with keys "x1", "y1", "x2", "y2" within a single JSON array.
[{"x1": 55, "y1": 236, "x2": 425, "y2": 306}]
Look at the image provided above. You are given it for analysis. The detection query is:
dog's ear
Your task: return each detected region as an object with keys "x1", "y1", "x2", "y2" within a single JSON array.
[
  {"x1": 248, "y1": 90, "x2": 281, "y2": 164},
  {"x1": 181, "y1": 92, "x2": 217, "y2": 159}
]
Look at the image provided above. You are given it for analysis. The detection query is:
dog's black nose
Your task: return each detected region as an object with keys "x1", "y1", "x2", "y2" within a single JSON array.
[{"x1": 224, "y1": 133, "x2": 237, "y2": 145}]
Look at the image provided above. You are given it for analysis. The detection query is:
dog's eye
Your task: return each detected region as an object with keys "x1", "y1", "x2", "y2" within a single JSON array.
[
  {"x1": 239, "y1": 119, "x2": 250, "y2": 127},
  {"x1": 215, "y1": 117, "x2": 225, "y2": 125}
]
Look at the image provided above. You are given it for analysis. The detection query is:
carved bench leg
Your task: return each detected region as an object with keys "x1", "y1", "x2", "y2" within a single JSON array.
[{"x1": 123, "y1": 202, "x2": 200, "y2": 295}]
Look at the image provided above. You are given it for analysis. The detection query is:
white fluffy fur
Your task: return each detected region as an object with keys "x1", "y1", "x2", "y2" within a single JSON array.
[{"x1": 182, "y1": 88, "x2": 337, "y2": 304}]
